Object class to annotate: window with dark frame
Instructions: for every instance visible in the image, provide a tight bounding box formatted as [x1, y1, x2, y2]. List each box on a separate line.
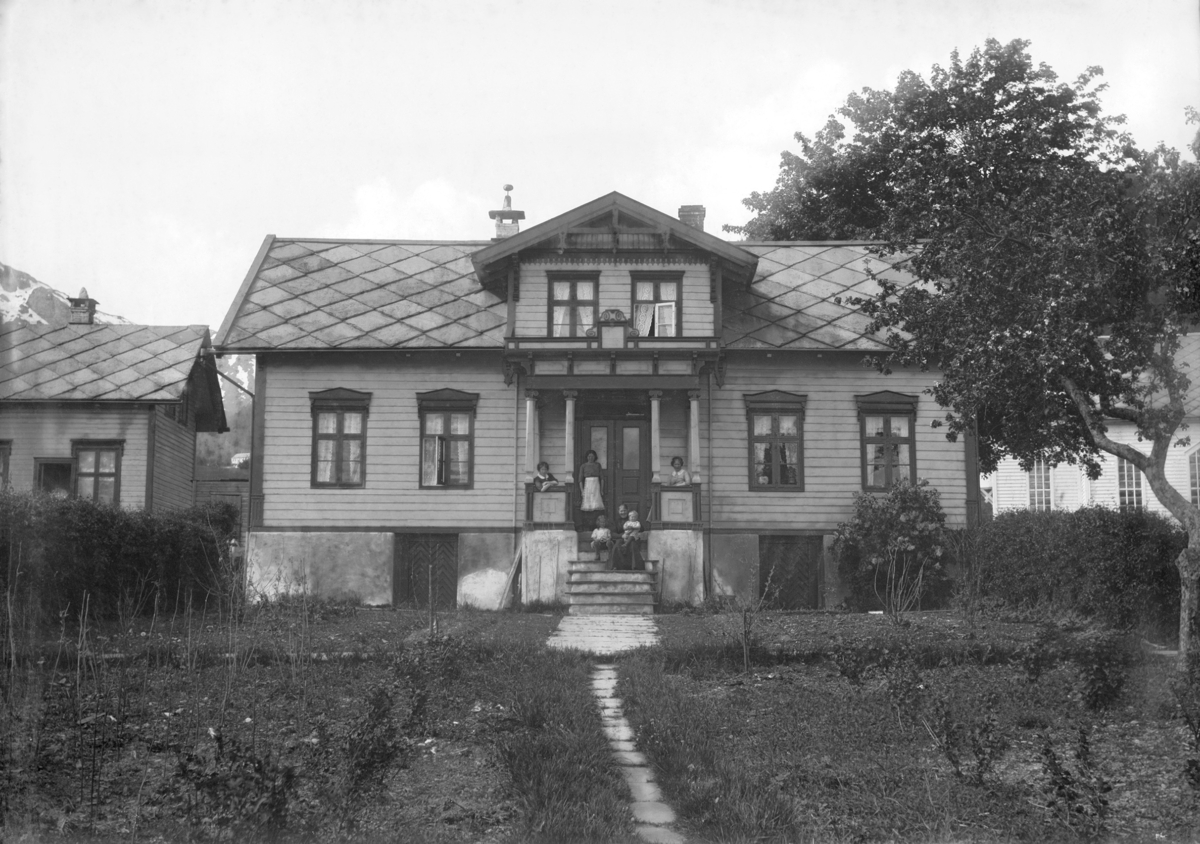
[35, 459, 74, 498]
[310, 389, 371, 488]
[856, 392, 918, 490]
[0, 441, 10, 489]
[631, 273, 682, 338]
[549, 273, 598, 337]
[745, 392, 806, 491]
[417, 389, 479, 489]
[73, 441, 123, 505]
[1191, 451, 1200, 507]
[1117, 456, 1143, 511]
[165, 388, 189, 424]
[1028, 459, 1052, 510]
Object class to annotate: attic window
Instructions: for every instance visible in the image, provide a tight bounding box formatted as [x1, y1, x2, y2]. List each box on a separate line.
[632, 273, 681, 337]
[549, 273, 598, 338]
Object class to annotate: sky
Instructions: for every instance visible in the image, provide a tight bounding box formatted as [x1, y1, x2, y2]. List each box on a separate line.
[1, 0, 1197, 330]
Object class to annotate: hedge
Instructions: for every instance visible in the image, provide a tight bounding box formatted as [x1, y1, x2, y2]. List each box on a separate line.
[1, 490, 240, 624]
[973, 506, 1182, 641]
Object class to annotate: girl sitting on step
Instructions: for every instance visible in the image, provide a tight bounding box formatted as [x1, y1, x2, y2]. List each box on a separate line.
[590, 514, 614, 563]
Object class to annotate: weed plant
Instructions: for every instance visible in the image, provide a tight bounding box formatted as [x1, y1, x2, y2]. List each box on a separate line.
[490, 647, 639, 843]
[618, 631, 1189, 843]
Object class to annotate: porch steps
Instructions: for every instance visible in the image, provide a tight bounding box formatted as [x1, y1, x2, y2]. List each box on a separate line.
[566, 557, 660, 616]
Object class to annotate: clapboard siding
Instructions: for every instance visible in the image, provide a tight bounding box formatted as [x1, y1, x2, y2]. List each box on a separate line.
[260, 352, 521, 528]
[991, 418, 1200, 521]
[514, 263, 714, 337]
[991, 460, 1086, 513]
[707, 353, 969, 531]
[1, 404, 150, 509]
[152, 405, 197, 510]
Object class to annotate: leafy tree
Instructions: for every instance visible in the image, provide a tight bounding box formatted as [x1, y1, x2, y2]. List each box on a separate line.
[732, 39, 1200, 663]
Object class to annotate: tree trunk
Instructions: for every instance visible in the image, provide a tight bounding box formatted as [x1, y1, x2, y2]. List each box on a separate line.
[1179, 543, 1200, 670]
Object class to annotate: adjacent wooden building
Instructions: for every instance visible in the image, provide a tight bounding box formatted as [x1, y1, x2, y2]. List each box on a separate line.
[0, 292, 227, 510]
[987, 335, 1200, 520]
[214, 191, 980, 609]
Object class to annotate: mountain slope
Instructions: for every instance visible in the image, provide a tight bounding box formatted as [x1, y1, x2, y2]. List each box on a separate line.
[0, 261, 130, 325]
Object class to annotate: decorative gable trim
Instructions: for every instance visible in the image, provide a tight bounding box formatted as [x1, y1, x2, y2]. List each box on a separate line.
[471, 192, 758, 296]
[744, 390, 808, 412]
[310, 388, 373, 410]
[416, 389, 480, 412]
[855, 391, 919, 414]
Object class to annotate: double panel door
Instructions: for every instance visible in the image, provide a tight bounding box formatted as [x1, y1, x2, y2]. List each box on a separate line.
[576, 419, 649, 528]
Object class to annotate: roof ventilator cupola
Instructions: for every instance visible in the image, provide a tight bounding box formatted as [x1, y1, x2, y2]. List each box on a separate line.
[68, 288, 98, 325]
[489, 184, 525, 240]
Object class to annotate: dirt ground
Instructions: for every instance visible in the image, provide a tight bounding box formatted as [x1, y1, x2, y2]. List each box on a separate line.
[4, 606, 1195, 842]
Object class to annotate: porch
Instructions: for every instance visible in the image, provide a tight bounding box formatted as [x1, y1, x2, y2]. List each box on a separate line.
[517, 385, 707, 609]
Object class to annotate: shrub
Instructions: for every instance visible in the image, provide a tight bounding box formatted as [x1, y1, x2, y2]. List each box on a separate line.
[834, 479, 952, 616]
[1, 490, 239, 626]
[178, 730, 298, 842]
[974, 507, 1182, 641]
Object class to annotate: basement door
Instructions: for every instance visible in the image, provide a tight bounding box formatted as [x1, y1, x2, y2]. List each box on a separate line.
[394, 533, 458, 609]
[758, 535, 822, 609]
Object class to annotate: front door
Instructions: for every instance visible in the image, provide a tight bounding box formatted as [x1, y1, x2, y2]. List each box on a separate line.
[577, 418, 649, 529]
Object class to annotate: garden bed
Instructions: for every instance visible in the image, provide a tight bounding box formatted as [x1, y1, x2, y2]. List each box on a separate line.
[4, 606, 1198, 842]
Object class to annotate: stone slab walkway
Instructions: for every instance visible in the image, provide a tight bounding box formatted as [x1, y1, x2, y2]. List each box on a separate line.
[546, 615, 660, 655]
[592, 663, 685, 844]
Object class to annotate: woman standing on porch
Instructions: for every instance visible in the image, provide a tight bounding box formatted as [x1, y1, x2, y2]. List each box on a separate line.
[579, 450, 604, 518]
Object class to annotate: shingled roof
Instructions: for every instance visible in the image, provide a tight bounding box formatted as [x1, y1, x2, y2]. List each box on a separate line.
[724, 243, 913, 351]
[0, 323, 214, 402]
[216, 238, 505, 352]
[215, 221, 913, 354]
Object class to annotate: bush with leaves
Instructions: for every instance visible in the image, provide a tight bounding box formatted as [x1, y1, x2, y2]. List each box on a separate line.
[834, 479, 952, 617]
[975, 507, 1182, 641]
[1, 490, 239, 625]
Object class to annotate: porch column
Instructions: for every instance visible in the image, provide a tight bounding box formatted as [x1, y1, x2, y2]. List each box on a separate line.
[563, 390, 577, 483]
[524, 389, 538, 483]
[650, 389, 663, 484]
[689, 389, 703, 484]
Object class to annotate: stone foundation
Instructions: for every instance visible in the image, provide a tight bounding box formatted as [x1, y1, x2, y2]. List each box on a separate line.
[247, 531, 392, 605]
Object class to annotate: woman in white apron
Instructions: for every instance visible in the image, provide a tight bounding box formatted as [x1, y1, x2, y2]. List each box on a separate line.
[579, 450, 604, 518]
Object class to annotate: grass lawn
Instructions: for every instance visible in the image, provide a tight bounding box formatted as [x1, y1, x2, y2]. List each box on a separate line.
[2, 603, 639, 843]
[620, 610, 1200, 843]
[3, 604, 1199, 842]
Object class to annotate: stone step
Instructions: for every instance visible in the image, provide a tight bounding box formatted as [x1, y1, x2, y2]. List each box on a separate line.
[569, 560, 661, 570]
[568, 572, 657, 584]
[569, 603, 655, 616]
[569, 592, 656, 605]
[569, 585, 657, 598]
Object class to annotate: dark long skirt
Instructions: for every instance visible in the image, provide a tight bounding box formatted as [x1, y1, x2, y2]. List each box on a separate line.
[611, 538, 643, 571]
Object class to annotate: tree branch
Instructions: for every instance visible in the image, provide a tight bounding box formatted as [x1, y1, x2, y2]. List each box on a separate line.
[1061, 377, 1150, 470]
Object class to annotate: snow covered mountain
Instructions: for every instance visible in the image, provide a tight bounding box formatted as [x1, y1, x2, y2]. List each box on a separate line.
[0, 261, 131, 326]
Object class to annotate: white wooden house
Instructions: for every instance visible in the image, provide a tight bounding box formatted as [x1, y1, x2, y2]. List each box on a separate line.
[987, 335, 1200, 520]
[214, 191, 981, 610]
[0, 292, 227, 510]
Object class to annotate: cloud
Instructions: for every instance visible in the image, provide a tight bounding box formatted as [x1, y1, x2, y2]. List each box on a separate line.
[327, 178, 494, 241]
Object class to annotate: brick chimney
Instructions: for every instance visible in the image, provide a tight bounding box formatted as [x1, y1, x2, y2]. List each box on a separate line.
[68, 288, 98, 325]
[678, 205, 706, 232]
[488, 184, 525, 240]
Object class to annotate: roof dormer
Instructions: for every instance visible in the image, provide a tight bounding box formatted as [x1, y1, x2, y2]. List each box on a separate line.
[470, 192, 758, 300]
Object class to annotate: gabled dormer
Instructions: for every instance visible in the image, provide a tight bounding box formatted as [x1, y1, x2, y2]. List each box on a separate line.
[472, 192, 758, 387]
[472, 191, 758, 340]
